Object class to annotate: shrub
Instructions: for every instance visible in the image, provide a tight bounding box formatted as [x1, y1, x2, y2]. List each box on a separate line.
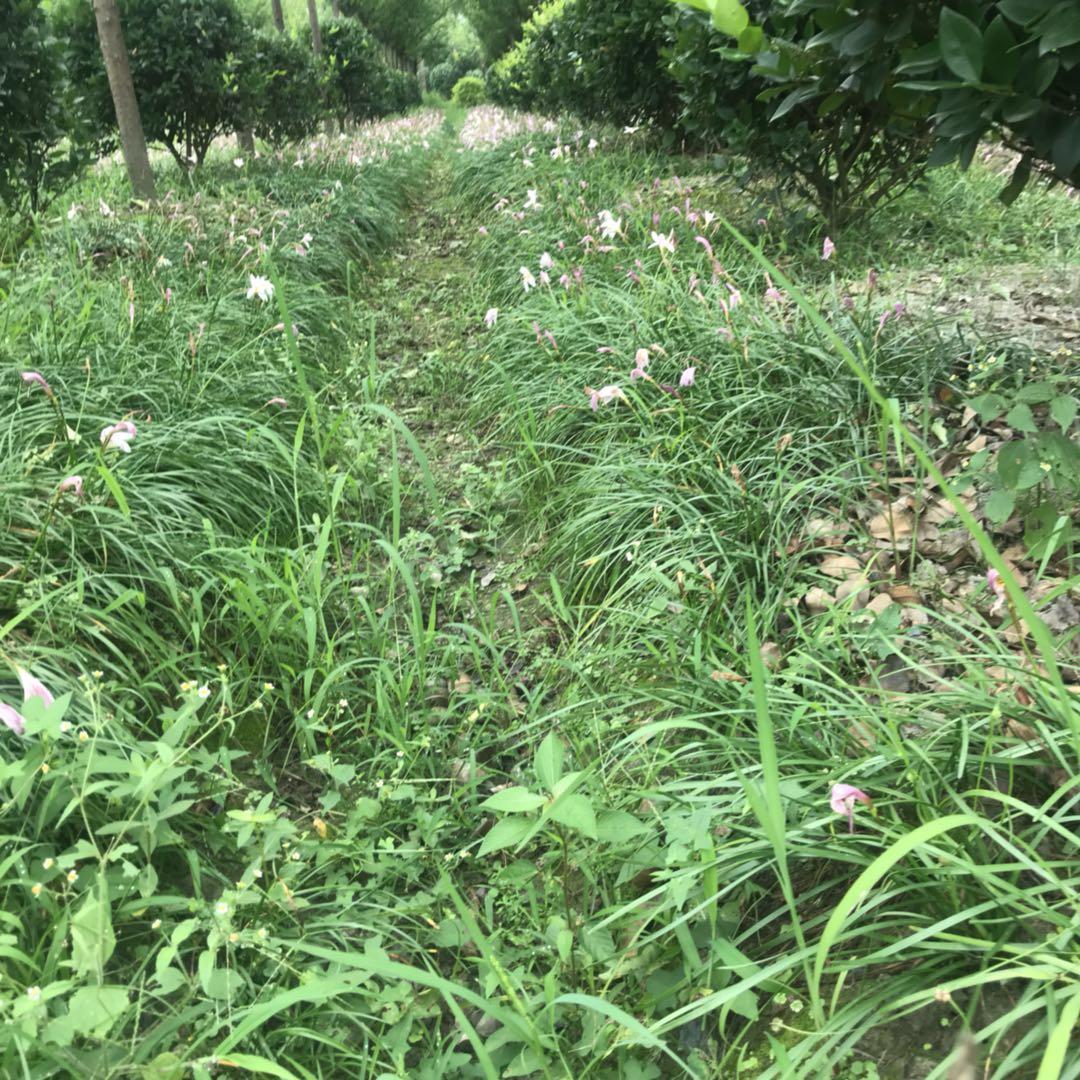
[247, 30, 323, 147]
[0, 0, 85, 216]
[58, 0, 256, 169]
[451, 74, 487, 107]
[318, 17, 406, 123]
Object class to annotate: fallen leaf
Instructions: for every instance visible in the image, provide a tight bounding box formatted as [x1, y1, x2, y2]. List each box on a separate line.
[866, 592, 894, 616]
[888, 584, 921, 605]
[758, 642, 783, 670]
[821, 553, 862, 579]
[710, 669, 747, 684]
[804, 587, 833, 614]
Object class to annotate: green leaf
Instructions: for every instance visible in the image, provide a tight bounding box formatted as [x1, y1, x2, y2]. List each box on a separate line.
[534, 732, 565, 793]
[984, 488, 1016, 524]
[1036, 986, 1080, 1080]
[1049, 394, 1077, 430]
[548, 793, 597, 838]
[595, 810, 652, 843]
[477, 816, 534, 856]
[737, 25, 764, 53]
[66, 985, 129, 1038]
[999, 154, 1032, 205]
[968, 391, 1007, 420]
[709, 0, 750, 37]
[997, 0, 1052, 26]
[141, 1053, 185, 1080]
[479, 787, 546, 814]
[939, 7, 984, 81]
[96, 462, 131, 518]
[70, 879, 116, 981]
[1016, 380, 1056, 403]
[1005, 401, 1038, 433]
[997, 440, 1045, 491]
[1036, 2, 1080, 52]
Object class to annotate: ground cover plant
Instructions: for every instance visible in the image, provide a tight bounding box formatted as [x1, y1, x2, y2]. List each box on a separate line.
[1, 36, 1079, 1080]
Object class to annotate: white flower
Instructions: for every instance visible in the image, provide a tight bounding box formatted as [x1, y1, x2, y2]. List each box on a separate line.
[233, 157, 244, 168]
[650, 231, 676, 254]
[484, 307, 499, 328]
[524, 189, 540, 211]
[26, 986, 42, 1002]
[623, 125, 640, 135]
[588, 138, 599, 152]
[246, 275, 275, 303]
[539, 251, 553, 270]
[215, 901, 229, 917]
[520, 266, 537, 292]
[598, 210, 621, 241]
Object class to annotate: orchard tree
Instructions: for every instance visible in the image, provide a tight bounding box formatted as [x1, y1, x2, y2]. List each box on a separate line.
[270, 0, 284, 31]
[460, 0, 537, 60]
[307, 0, 322, 53]
[90, 0, 155, 199]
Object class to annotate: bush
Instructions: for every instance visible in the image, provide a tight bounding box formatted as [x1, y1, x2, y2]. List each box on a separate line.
[318, 18, 417, 123]
[0, 0, 85, 216]
[58, 0, 256, 169]
[248, 31, 323, 147]
[451, 74, 486, 107]
[427, 53, 479, 97]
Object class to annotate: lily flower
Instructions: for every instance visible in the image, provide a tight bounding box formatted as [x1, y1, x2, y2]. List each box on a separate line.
[100, 420, 136, 453]
[484, 308, 499, 328]
[650, 231, 676, 254]
[2, 668, 55, 736]
[822, 236, 836, 260]
[266, 397, 287, 408]
[587, 385, 625, 411]
[987, 568, 1007, 616]
[524, 189, 540, 210]
[679, 366, 696, 387]
[58, 475, 83, 498]
[246, 274, 275, 303]
[539, 251, 553, 270]
[520, 267, 537, 292]
[20, 371, 52, 396]
[830, 783, 872, 833]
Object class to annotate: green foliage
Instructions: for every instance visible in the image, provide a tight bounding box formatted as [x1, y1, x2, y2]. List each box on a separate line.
[744, 0, 1080, 202]
[340, 0, 449, 61]
[248, 30, 323, 146]
[428, 53, 481, 97]
[57, 0, 257, 168]
[0, 0, 85, 218]
[458, 0, 538, 62]
[451, 74, 487, 107]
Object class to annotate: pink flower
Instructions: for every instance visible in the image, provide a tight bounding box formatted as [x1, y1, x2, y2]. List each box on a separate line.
[58, 475, 83, 498]
[679, 366, 696, 387]
[0, 702, 24, 735]
[100, 420, 136, 453]
[822, 236, 836, 261]
[18, 669, 53, 709]
[2, 667, 55, 735]
[830, 783, 873, 833]
[165, 288, 173, 305]
[539, 270, 550, 287]
[520, 267, 536, 292]
[266, 397, 287, 408]
[20, 371, 52, 396]
[543, 330, 558, 351]
[726, 283, 742, 308]
[477, 226, 488, 236]
[694, 235, 713, 258]
[484, 308, 499, 328]
[634, 348, 650, 370]
[867, 268, 879, 291]
[987, 568, 1007, 615]
[539, 251, 553, 270]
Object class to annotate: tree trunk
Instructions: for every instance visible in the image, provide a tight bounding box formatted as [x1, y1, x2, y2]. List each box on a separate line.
[331, 0, 340, 15]
[307, 0, 322, 54]
[270, 0, 284, 32]
[91, 0, 156, 201]
[238, 130, 255, 157]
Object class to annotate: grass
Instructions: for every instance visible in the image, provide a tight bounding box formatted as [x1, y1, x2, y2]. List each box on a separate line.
[0, 103, 1077, 1079]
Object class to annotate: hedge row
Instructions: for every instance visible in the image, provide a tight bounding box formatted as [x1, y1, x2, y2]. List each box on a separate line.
[0, 0, 421, 217]
[489, 0, 1080, 224]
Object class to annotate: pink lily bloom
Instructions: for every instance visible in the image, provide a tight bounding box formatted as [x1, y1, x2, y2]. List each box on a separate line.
[266, 397, 287, 408]
[830, 783, 873, 833]
[100, 420, 136, 453]
[58, 475, 84, 498]
[2, 668, 55, 735]
[822, 236, 836, 260]
[520, 267, 537, 292]
[165, 288, 173, 305]
[539, 271, 550, 287]
[679, 366, 696, 387]
[634, 348, 650, 370]
[21, 371, 52, 396]
[987, 568, 1007, 615]
[539, 251, 553, 270]
[477, 226, 488, 236]
[484, 308, 499, 328]
[694, 235, 714, 258]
